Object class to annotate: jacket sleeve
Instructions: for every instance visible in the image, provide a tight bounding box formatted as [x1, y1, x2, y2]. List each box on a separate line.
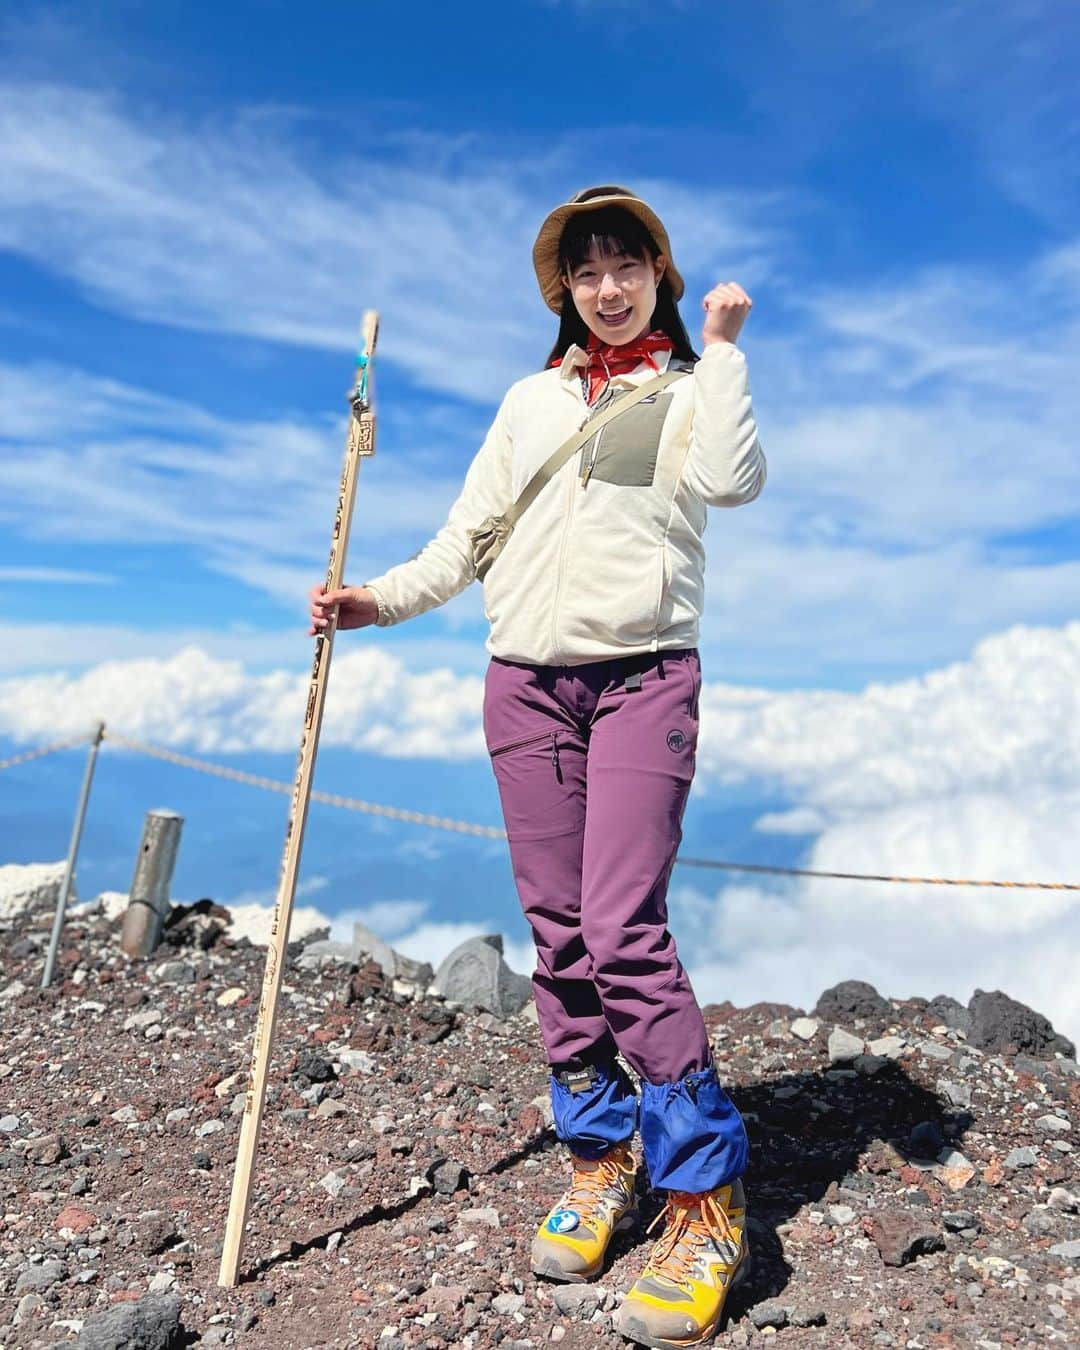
[681, 342, 767, 506]
[362, 387, 515, 626]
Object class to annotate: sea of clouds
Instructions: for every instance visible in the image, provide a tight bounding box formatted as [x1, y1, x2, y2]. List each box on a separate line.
[2, 620, 1077, 1044]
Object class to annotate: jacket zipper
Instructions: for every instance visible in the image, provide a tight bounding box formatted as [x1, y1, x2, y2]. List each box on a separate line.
[580, 424, 605, 487]
[651, 542, 668, 653]
[550, 404, 589, 664]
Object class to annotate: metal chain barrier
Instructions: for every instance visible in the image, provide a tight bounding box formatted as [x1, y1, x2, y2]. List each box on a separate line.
[2, 729, 1077, 890]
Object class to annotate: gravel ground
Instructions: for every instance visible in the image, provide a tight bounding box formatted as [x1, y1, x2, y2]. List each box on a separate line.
[0, 885, 1077, 1349]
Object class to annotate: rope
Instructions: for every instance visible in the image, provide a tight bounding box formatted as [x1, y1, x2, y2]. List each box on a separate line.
[99, 732, 1078, 892]
[102, 732, 505, 839]
[0, 733, 92, 772]
[673, 857, 1079, 891]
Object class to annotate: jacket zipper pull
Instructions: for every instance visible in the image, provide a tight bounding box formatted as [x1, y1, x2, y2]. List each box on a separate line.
[551, 734, 561, 776]
[580, 455, 594, 487]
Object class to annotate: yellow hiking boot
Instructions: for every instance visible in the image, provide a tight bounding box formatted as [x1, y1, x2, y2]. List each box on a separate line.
[531, 1141, 638, 1282]
[614, 1179, 748, 1347]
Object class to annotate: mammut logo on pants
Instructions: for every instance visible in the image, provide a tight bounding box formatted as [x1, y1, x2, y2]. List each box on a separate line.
[666, 729, 686, 753]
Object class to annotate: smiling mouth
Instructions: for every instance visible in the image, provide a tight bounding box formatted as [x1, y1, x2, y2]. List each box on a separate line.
[597, 307, 633, 326]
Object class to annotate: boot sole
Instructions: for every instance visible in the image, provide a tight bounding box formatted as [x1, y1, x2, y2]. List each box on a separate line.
[614, 1246, 750, 1348]
[531, 1209, 638, 1284]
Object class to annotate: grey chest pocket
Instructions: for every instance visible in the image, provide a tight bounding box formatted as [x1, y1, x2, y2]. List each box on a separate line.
[579, 393, 674, 488]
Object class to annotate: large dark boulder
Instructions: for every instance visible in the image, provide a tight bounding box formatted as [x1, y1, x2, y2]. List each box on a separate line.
[813, 979, 892, 1028]
[75, 1293, 183, 1349]
[966, 989, 1075, 1059]
[926, 994, 973, 1034]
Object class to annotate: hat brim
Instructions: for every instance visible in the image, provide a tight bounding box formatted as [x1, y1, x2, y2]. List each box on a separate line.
[532, 192, 685, 313]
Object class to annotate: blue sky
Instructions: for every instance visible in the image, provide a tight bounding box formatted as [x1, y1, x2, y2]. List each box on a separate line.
[1, 2, 1079, 1039]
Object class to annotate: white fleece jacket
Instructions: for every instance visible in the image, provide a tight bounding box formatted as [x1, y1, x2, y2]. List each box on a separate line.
[364, 340, 766, 666]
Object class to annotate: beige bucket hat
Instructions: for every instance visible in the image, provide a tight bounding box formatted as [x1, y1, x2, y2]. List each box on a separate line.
[532, 184, 685, 313]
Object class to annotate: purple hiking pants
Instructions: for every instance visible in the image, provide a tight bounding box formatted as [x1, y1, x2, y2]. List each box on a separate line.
[482, 648, 712, 1083]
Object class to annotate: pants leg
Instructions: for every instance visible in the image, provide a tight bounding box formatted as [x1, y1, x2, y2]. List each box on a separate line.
[581, 649, 749, 1190]
[483, 658, 612, 1067]
[483, 658, 637, 1157]
[580, 649, 710, 1082]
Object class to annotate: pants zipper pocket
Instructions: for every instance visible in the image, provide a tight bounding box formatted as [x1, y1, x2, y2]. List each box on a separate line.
[489, 729, 565, 784]
[489, 730, 556, 758]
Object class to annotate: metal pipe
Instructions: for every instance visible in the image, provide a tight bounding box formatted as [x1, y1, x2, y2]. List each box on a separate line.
[41, 721, 106, 990]
[119, 808, 184, 957]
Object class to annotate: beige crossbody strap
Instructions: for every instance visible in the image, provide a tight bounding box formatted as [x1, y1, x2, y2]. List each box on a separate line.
[503, 369, 688, 528]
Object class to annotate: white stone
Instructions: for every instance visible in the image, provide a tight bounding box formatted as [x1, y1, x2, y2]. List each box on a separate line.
[337, 1050, 375, 1076]
[1036, 1115, 1071, 1134]
[458, 1207, 501, 1228]
[828, 1027, 865, 1064]
[790, 1017, 820, 1041]
[216, 987, 246, 1008]
[492, 1293, 525, 1316]
[868, 1035, 907, 1059]
[319, 1170, 346, 1199]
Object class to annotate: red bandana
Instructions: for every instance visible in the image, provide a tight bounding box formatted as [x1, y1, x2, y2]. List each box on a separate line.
[553, 329, 673, 404]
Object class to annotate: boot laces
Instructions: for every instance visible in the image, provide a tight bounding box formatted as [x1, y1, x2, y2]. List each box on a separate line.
[563, 1146, 633, 1226]
[645, 1190, 739, 1288]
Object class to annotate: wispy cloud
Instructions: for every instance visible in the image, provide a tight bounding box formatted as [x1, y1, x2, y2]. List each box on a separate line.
[0, 359, 484, 617]
[842, 0, 1080, 223]
[0, 81, 782, 405]
[0, 567, 115, 585]
[2, 75, 1078, 682]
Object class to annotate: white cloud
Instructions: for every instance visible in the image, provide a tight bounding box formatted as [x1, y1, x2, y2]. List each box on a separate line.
[4, 622, 1079, 809]
[696, 621, 1080, 815]
[0, 644, 486, 759]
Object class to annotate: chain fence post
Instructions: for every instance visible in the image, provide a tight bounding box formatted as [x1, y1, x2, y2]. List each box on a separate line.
[119, 809, 184, 958]
[41, 721, 106, 990]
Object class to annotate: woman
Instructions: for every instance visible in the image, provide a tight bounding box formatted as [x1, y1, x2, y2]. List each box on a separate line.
[310, 185, 766, 1348]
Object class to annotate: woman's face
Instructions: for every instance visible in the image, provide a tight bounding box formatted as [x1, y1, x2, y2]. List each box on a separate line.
[563, 242, 667, 346]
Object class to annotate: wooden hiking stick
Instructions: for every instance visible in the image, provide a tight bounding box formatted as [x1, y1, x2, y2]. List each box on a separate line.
[218, 312, 380, 1287]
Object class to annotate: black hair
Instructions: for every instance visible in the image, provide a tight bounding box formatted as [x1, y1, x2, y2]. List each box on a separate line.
[544, 205, 698, 367]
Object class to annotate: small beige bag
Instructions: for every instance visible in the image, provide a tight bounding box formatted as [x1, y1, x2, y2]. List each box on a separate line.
[468, 369, 687, 580]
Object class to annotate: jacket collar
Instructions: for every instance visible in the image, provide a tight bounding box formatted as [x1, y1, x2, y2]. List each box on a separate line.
[557, 342, 674, 384]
